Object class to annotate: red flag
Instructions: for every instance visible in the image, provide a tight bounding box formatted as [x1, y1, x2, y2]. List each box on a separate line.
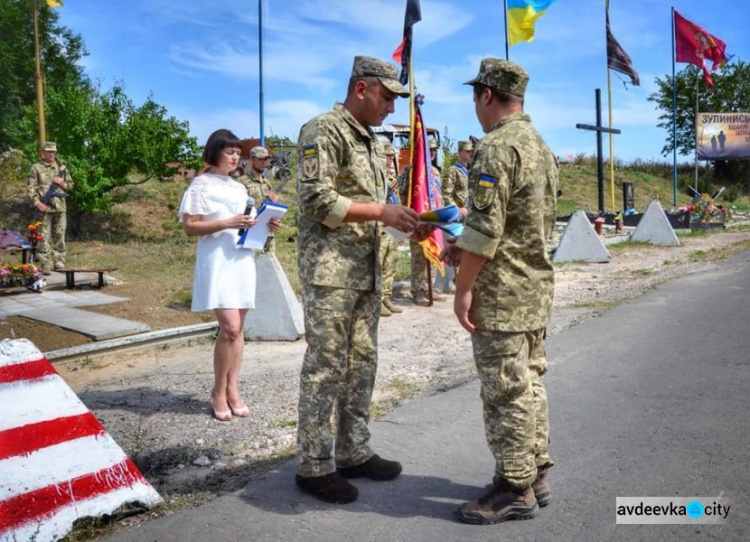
[392, 0, 422, 86]
[409, 99, 444, 274]
[674, 10, 727, 86]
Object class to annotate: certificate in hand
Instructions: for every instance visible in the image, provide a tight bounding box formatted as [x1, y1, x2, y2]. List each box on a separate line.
[237, 200, 289, 250]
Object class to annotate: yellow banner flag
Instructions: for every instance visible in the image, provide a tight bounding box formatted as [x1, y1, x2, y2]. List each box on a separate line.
[46, 0, 64, 7]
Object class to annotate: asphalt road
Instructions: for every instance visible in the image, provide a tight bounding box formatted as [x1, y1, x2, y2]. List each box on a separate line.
[106, 249, 750, 542]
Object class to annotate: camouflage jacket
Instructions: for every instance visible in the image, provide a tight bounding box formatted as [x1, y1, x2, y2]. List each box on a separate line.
[442, 162, 469, 208]
[296, 103, 387, 291]
[456, 113, 558, 332]
[27, 160, 73, 213]
[241, 172, 274, 205]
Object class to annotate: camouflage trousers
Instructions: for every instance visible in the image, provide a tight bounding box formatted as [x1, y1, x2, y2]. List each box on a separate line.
[37, 211, 67, 270]
[409, 240, 432, 296]
[471, 328, 553, 489]
[379, 233, 398, 300]
[297, 285, 381, 478]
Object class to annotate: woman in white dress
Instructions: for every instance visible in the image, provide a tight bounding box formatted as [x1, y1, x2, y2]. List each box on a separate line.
[179, 129, 281, 421]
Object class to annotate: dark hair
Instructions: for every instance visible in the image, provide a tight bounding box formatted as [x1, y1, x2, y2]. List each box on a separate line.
[202, 129, 242, 166]
[472, 84, 523, 107]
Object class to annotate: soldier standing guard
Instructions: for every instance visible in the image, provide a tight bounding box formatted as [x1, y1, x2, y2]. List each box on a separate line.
[294, 55, 419, 504]
[443, 139, 473, 214]
[443, 58, 559, 525]
[239, 146, 280, 252]
[26, 141, 73, 275]
[379, 142, 403, 317]
[398, 137, 447, 306]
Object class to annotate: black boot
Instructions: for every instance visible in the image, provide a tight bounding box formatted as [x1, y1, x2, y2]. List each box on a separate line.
[295, 472, 358, 504]
[337, 454, 403, 481]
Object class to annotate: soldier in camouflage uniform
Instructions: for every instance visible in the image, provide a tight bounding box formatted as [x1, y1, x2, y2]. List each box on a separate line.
[443, 58, 558, 525]
[240, 146, 280, 252]
[398, 138, 447, 306]
[295, 56, 418, 504]
[442, 140, 473, 213]
[379, 142, 403, 317]
[27, 142, 73, 274]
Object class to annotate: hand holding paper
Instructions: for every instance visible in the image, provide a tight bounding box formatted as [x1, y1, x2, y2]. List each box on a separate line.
[237, 200, 288, 250]
[418, 204, 464, 237]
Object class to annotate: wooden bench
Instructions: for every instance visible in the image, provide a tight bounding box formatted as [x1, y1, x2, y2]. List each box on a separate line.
[56, 267, 117, 289]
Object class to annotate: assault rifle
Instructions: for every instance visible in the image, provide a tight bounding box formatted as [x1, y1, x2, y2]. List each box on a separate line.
[40, 165, 68, 207]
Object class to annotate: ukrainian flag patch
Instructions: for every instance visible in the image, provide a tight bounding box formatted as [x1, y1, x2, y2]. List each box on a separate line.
[302, 145, 317, 156]
[478, 174, 496, 188]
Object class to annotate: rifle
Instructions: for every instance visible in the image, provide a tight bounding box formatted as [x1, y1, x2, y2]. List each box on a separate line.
[40, 165, 68, 207]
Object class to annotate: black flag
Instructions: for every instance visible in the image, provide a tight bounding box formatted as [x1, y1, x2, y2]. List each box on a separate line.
[392, 0, 422, 86]
[606, 3, 640, 86]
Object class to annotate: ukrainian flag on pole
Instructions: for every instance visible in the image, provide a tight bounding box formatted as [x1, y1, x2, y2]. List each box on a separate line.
[507, 0, 556, 45]
[46, 0, 64, 6]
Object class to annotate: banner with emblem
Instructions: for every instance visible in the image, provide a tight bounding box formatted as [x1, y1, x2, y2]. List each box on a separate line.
[408, 98, 445, 275]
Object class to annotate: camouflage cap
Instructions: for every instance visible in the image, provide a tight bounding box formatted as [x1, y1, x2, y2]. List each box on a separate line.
[42, 141, 57, 152]
[428, 138, 438, 150]
[458, 140, 473, 151]
[351, 56, 409, 97]
[383, 142, 395, 156]
[250, 146, 270, 159]
[464, 58, 529, 98]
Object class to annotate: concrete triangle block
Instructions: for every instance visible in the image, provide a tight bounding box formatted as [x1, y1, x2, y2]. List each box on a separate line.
[0, 339, 162, 542]
[553, 211, 611, 263]
[244, 253, 304, 341]
[630, 200, 680, 246]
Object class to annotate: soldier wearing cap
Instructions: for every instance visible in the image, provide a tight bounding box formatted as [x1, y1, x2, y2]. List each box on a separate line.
[378, 141, 403, 317]
[443, 140, 473, 213]
[442, 58, 558, 525]
[294, 55, 419, 504]
[398, 137, 447, 306]
[239, 146, 279, 252]
[27, 141, 74, 274]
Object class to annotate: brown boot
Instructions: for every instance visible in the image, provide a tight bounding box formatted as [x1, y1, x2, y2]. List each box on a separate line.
[532, 469, 551, 507]
[412, 293, 431, 306]
[381, 301, 392, 317]
[432, 292, 448, 302]
[458, 477, 538, 525]
[383, 298, 403, 313]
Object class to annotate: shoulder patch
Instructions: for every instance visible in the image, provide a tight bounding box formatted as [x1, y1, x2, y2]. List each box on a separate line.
[301, 144, 319, 180]
[473, 174, 500, 210]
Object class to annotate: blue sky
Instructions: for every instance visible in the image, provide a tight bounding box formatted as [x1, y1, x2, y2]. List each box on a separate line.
[57, 0, 748, 163]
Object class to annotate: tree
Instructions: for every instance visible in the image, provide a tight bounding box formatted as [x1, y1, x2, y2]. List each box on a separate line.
[648, 61, 750, 186]
[14, 82, 202, 213]
[0, 0, 87, 149]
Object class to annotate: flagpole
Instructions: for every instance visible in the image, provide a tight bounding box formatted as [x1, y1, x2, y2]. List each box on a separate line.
[671, 6, 677, 207]
[693, 74, 700, 194]
[258, 0, 265, 146]
[503, 0, 509, 60]
[605, 0, 615, 212]
[407, 55, 415, 208]
[32, 0, 47, 151]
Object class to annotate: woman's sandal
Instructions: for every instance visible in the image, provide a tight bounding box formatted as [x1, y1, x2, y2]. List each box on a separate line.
[212, 396, 232, 421]
[229, 402, 250, 417]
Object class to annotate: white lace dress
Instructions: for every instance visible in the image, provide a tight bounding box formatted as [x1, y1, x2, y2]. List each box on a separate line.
[178, 173, 256, 311]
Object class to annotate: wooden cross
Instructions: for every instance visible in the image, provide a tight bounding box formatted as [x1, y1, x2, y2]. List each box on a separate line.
[576, 88, 621, 214]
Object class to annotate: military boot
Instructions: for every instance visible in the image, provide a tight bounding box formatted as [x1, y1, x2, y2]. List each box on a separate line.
[432, 292, 449, 302]
[295, 472, 358, 504]
[412, 293, 431, 306]
[531, 468, 551, 507]
[458, 477, 538, 525]
[337, 454, 402, 481]
[381, 301, 392, 317]
[383, 298, 403, 313]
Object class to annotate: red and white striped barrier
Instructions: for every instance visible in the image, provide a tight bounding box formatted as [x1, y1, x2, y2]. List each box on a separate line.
[0, 339, 161, 542]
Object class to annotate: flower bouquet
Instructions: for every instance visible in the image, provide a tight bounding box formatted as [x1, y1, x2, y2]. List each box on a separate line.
[0, 262, 45, 292]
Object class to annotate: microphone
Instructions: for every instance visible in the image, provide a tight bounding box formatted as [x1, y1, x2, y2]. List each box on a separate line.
[238, 196, 256, 236]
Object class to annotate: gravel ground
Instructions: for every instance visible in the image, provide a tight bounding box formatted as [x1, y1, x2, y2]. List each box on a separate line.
[53, 224, 750, 531]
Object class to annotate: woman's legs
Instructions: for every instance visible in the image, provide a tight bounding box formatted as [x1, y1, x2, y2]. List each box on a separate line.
[212, 308, 248, 418]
